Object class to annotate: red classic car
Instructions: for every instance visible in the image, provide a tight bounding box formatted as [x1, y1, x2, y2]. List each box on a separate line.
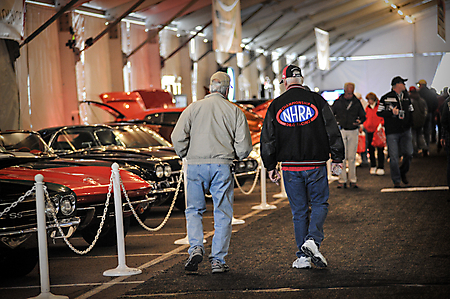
[0, 131, 155, 247]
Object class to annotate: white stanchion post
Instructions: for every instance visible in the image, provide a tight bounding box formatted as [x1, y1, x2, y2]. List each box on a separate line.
[103, 163, 142, 277]
[252, 160, 276, 210]
[29, 174, 68, 299]
[174, 160, 206, 245]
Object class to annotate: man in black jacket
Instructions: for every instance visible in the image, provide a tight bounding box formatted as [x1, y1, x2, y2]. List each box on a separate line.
[331, 83, 366, 188]
[417, 79, 438, 155]
[261, 65, 344, 269]
[377, 76, 414, 187]
[439, 96, 450, 196]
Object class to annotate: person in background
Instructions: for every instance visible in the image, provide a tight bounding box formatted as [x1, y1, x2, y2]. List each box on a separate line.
[261, 64, 344, 270]
[171, 71, 252, 274]
[377, 76, 414, 188]
[409, 86, 428, 157]
[363, 92, 385, 175]
[417, 79, 438, 156]
[356, 92, 370, 167]
[331, 82, 366, 188]
[439, 92, 450, 198]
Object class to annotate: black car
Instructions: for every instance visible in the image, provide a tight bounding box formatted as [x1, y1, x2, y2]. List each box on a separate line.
[109, 123, 260, 210]
[38, 125, 183, 209]
[0, 147, 80, 278]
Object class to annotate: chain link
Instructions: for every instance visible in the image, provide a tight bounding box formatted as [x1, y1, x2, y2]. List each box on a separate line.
[122, 171, 183, 232]
[0, 186, 36, 218]
[44, 173, 114, 255]
[233, 166, 261, 195]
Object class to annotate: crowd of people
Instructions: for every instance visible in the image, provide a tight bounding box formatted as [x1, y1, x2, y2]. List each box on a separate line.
[331, 77, 448, 189]
[171, 65, 449, 275]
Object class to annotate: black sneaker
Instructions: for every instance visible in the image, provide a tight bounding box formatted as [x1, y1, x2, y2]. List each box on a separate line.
[185, 246, 203, 272]
[211, 260, 230, 273]
[401, 173, 409, 185]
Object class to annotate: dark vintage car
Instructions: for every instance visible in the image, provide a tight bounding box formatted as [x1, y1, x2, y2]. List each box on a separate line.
[0, 146, 80, 278]
[0, 131, 155, 248]
[38, 125, 183, 209]
[107, 123, 260, 209]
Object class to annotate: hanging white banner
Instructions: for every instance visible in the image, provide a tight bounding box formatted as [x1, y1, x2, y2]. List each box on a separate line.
[212, 0, 242, 54]
[314, 27, 330, 71]
[0, 0, 25, 41]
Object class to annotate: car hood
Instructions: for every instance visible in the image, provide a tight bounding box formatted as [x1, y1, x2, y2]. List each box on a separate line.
[0, 164, 152, 205]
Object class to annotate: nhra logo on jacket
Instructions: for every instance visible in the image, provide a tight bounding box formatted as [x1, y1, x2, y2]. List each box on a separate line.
[276, 101, 318, 127]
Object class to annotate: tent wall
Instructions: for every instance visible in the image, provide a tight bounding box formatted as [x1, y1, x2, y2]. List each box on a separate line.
[309, 7, 450, 100]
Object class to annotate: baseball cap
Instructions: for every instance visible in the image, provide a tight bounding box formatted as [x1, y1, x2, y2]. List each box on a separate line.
[280, 65, 302, 83]
[417, 79, 427, 85]
[409, 86, 417, 92]
[210, 71, 230, 87]
[391, 76, 408, 86]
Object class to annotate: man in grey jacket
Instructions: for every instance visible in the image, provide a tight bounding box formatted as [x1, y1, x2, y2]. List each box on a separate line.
[171, 71, 252, 274]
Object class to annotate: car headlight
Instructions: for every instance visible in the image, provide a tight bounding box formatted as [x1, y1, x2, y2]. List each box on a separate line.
[60, 195, 76, 216]
[164, 164, 172, 177]
[155, 165, 164, 178]
[246, 160, 256, 170]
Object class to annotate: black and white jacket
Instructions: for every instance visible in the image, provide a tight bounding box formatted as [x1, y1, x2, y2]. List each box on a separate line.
[260, 84, 345, 171]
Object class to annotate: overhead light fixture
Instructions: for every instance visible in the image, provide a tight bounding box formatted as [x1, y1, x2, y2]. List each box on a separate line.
[397, 10, 403, 16]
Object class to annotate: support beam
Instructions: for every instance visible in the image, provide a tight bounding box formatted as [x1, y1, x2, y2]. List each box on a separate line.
[19, 0, 79, 48]
[125, 0, 199, 60]
[82, 0, 146, 51]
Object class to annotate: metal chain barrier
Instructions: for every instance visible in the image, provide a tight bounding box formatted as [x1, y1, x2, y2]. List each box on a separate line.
[44, 174, 114, 255]
[0, 186, 36, 218]
[233, 166, 261, 195]
[121, 171, 183, 232]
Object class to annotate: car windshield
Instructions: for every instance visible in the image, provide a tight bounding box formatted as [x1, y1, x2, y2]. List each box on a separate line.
[51, 128, 123, 150]
[114, 126, 171, 148]
[144, 112, 181, 125]
[0, 132, 50, 153]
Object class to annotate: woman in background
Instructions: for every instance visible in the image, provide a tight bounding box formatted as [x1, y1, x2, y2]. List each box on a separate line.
[363, 92, 385, 175]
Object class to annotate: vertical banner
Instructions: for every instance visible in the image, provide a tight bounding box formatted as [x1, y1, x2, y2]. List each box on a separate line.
[212, 0, 242, 54]
[314, 27, 330, 71]
[437, 0, 446, 42]
[0, 0, 25, 41]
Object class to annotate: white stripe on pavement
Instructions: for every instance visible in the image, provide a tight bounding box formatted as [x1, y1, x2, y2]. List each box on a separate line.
[381, 186, 449, 192]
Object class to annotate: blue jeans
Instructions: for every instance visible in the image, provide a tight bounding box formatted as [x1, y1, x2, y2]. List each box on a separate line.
[185, 163, 234, 264]
[283, 166, 329, 258]
[386, 129, 413, 184]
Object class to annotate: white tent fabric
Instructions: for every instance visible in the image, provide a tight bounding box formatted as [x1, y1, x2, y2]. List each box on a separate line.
[16, 4, 65, 131]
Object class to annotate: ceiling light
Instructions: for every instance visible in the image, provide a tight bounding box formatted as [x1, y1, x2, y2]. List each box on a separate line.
[203, 39, 208, 43]
[390, 4, 397, 9]
[195, 26, 202, 31]
[405, 15, 413, 23]
[397, 10, 403, 16]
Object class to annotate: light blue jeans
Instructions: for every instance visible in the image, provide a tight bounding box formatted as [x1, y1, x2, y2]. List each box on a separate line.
[386, 129, 413, 184]
[283, 166, 329, 258]
[185, 163, 234, 264]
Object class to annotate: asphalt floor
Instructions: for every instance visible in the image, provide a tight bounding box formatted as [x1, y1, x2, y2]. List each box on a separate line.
[119, 144, 450, 299]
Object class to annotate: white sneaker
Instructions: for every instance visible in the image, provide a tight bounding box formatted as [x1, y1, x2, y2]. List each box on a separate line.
[292, 257, 311, 269]
[370, 167, 376, 175]
[301, 239, 328, 267]
[376, 169, 385, 176]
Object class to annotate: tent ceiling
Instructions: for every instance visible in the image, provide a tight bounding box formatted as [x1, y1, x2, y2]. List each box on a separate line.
[51, 0, 445, 57]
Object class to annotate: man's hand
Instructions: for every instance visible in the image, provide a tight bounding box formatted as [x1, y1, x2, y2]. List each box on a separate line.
[331, 162, 343, 176]
[268, 169, 281, 185]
